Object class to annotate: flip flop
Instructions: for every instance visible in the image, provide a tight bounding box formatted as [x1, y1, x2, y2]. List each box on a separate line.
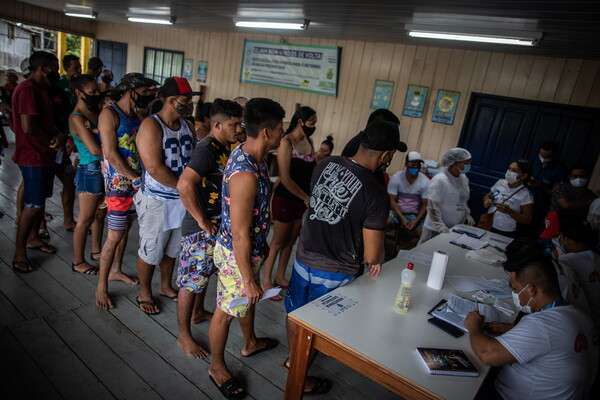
[90, 251, 101, 261]
[159, 293, 178, 302]
[71, 261, 98, 275]
[27, 244, 57, 254]
[66, 227, 75, 232]
[209, 375, 247, 400]
[303, 377, 331, 396]
[12, 260, 33, 273]
[136, 297, 160, 315]
[241, 337, 278, 357]
[38, 229, 50, 240]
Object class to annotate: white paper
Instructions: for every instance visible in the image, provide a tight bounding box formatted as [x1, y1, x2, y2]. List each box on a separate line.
[314, 294, 357, 316]
[162, 198, 187, 231]
[396, 250, 433, 266]
[433, 294, 506, 332]
[466, 248, 506, 267]
[450, 234, 489, 250]
[227, 287, 282, 309]
[452, 224, 486, 239]
[427, 250, 448, 290]
[487, 233, 514, 245]
[445, 276, 512, 298]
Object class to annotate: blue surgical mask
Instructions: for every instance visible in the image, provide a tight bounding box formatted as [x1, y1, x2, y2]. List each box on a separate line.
[460, 164, 471, 174]
[407, 167, 420, 176]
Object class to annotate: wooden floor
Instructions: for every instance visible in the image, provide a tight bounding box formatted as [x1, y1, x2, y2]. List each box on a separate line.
[0, 143, 401, 400]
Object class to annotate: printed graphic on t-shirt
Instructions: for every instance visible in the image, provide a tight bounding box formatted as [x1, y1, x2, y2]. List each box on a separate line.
[309, 162, 363, 224]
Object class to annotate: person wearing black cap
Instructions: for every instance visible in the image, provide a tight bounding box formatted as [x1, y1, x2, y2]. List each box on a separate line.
[134, 77, 200, 315]
[87, 57, 104, 80]
[282, 121, 406, 394]
[95, 72, 158, 311]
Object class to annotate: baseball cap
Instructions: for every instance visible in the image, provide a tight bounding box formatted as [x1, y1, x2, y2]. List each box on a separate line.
[540, 211, 559, 239]
[111, 72, 159, 98]
[407, 151, 423, 163]
[88, 57, 104, 69]
[161, 77, 202, 97]
[360, 121, 407, 152]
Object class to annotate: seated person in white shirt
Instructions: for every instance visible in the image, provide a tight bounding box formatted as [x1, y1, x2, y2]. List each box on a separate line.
[555, 217, 600, 332]
[387, 151, 429, 249]
[482, 159, 534, 238]
[466, 249, 598, 400]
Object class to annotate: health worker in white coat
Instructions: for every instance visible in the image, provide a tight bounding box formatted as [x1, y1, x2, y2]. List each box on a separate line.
[419, 147, 474, 244]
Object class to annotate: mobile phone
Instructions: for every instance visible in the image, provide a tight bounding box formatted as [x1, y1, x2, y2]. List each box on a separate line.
[428, 317, 465, 338]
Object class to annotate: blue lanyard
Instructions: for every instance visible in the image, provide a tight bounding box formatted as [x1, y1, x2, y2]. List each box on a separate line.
[541, 299, 566, 311]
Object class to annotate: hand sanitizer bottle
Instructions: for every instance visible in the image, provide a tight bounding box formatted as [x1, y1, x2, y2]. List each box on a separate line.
[393, 263, 416, 314]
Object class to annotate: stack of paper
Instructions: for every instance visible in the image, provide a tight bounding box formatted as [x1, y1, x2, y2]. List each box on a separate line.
[431, 294, 506, 332]
[452, 224, 486, 239]
[450, 234, 489, 250]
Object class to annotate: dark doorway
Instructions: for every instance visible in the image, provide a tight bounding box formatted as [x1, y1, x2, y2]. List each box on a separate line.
[96, 40, 127, 84]
[458, 93, 600, 219]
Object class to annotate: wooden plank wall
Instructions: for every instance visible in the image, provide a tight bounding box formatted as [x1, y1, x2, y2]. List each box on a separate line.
[95, 22, 600, 187]
[0, 0, 96, 38]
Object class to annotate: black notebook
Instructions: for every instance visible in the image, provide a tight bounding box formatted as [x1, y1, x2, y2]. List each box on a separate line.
[416, 347, 479, 377]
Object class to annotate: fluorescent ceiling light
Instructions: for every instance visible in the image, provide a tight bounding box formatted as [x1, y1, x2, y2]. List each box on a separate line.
[408, 30, 538, 46]
[65, 12, 97, 19]
[235, 20, 309, 30]
[128, 17, 175, 25]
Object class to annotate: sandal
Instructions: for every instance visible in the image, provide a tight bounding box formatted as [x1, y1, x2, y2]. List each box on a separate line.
[90, 251, 101, 261]
[209, 375, 247, 400]
[12, 260, 33, 273]
[38, 229, 50, 240]
[136, 297, 160, 315]
[27, 243, 57, 254]
[71, 261, 99, 275]
[241, 337, 278, 357]
[281, 360, 331, 395]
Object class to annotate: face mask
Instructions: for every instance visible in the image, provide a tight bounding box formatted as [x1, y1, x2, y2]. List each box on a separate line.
[82, 94, 102, 111]
[552, 237, 568, 255]
[570, 178, 588, 188]
[101, 76, 112, 84]
[407, 167, 420, 176]
[460, 164, 471, 174]
[511, 284, 533, 313]
[301, 124, 316, 137]
[131, 90, 154, 109]
[174, 100, 194, 116]
[377, 161, 391, 172]
[505, 170, 520, 184]
[539, 154, 552, 164]
[46, 70, 60, 85]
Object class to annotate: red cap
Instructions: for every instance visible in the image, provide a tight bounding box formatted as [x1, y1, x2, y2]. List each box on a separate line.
[407, 263, 414, 270]
[540, 211, 559, 239]
[161, 77, 202, 97]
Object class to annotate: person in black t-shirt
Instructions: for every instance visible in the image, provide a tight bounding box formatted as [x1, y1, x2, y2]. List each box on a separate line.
[282, 121, 407, 394]
[176, 99, 242, 359]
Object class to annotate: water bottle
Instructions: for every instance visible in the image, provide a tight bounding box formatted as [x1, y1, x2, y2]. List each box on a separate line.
[393, 263, 417, 314]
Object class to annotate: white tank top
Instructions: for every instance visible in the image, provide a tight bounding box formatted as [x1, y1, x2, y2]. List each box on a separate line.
[141, 114, 194, 200]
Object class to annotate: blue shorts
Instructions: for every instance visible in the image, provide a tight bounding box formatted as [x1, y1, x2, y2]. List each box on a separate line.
[19, 166, 54, 208]
[75, 161, 104, 195]
[177, 231, 217, 294]
[388, 212, 425, 230]
[284, 259, 355, 313]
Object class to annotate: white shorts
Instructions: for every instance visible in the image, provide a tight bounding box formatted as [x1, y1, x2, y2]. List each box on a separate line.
[134, 191, 182, 265]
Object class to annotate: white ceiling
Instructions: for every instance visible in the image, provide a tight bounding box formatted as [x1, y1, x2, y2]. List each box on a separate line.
[21, 0, 600, 59]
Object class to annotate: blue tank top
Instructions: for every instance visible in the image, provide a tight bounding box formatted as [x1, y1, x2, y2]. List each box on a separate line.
[70, 112, 101, 165]
[141, 114, 194, 200]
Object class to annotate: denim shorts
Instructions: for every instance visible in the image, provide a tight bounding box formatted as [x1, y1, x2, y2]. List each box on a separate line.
[75, 161, 104, 195]
[19, 166, 55, 208]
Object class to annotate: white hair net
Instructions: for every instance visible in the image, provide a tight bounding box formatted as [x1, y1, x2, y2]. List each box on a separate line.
[441, 147, 472, 167]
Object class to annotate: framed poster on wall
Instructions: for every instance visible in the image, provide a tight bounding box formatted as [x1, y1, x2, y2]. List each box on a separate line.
[402, 84, 429, 118]
[370, 80, 394, 110]
[240, 40, 341, 97]
[432, 90, 460, 125]
[183, 58, 193, 80]
[197, 61, 208, 82]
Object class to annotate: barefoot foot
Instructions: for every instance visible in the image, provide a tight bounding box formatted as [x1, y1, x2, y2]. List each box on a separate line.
[177, 336, 209, 358]
[108, 270, 139, 285]
[191, 309, 214, 324]
[95, 290, 114, 310]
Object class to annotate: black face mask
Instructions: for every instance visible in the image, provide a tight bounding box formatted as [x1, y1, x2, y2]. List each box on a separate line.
[131, 90, 154, 109]
[101, 76, 112, 84]
[301, 124, 316, 137]
[174, 100, 194, 116]
[82, 94, 102, 112]
[46, 70, 60, 85]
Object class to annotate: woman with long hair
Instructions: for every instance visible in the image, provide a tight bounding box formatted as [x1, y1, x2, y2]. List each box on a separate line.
[69, 74, 106, 274]
[262, 106, 317, 298]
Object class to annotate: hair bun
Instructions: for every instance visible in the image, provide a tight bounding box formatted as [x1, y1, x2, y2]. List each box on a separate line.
[326, 135, 334, 141]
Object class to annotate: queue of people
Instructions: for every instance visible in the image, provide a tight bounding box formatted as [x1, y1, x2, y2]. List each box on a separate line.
[3, 49, 599, 399]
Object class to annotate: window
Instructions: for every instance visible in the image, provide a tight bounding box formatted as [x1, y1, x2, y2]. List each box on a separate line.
[143, 47, 184, 85]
